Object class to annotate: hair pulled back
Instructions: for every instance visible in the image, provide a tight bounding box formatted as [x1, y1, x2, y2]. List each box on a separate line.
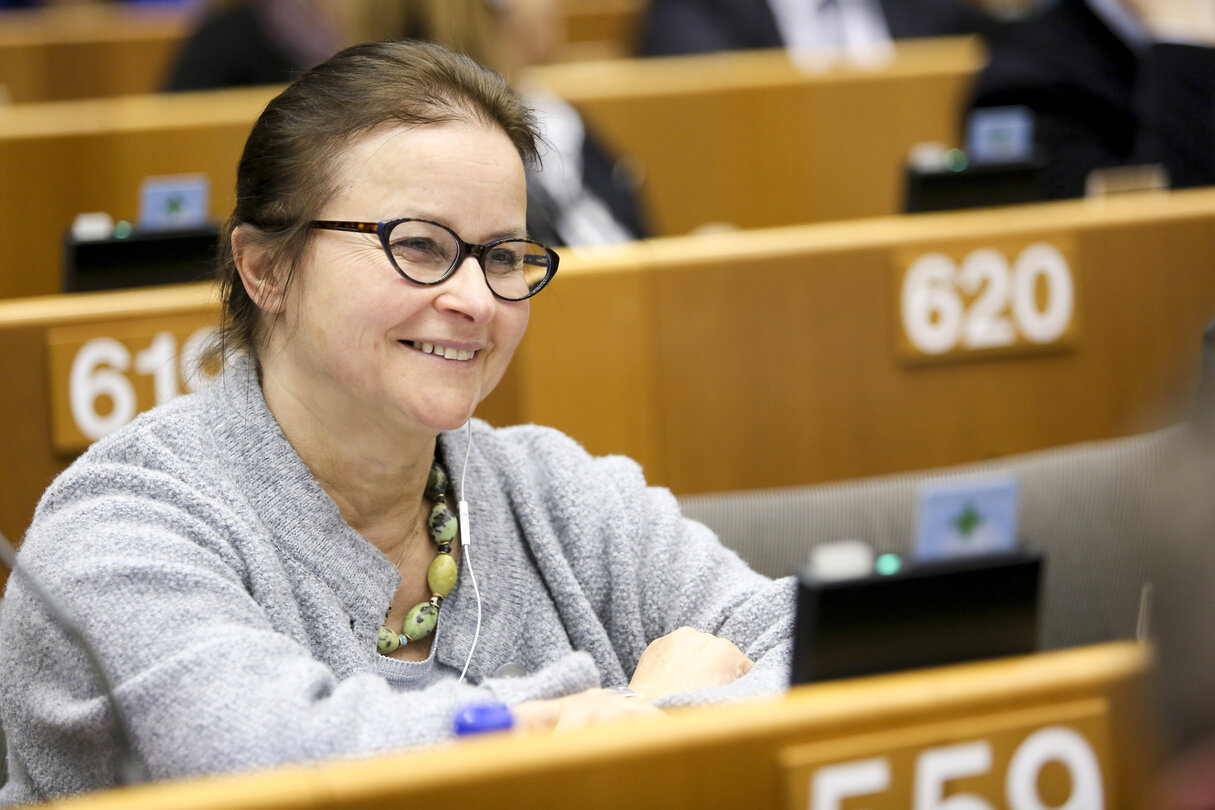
[212, 39, 539, 365]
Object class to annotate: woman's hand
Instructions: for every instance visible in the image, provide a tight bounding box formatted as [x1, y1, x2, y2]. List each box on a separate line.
[511, 688, 662, 732]
[628, 626, 755, 703]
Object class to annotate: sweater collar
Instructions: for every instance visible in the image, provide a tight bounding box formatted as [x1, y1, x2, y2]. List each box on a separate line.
[201, 355, 398, 627]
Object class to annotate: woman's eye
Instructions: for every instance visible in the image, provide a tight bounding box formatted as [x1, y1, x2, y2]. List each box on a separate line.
[485, 247, 522, 273]
[392, 238, 441, 260]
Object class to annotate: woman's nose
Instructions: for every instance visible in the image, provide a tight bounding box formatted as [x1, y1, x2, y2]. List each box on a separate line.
[437, 255, 497, 321]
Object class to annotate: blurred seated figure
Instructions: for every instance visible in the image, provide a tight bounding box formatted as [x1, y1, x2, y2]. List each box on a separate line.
[163, 0, 350, 91]
[637, 0, 985, 59]
[166, 0, 648, 247]
[966, 0, 1215, 199]
[408, 0, 650, 247]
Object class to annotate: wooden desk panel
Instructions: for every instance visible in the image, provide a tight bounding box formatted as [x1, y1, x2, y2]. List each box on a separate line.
[518, 189, 1215, 493]
[536, 37, 984, 235]
[557, 0, 644, 60]
[0, 285, 216, 548]
[38, 643, 1158, 810]
[0, 4, 187, 103]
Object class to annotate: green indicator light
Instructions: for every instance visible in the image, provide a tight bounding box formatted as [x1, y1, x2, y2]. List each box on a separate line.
[875, 553, 902, 576]
[113, 220, 134, 239]
[944, 148, 969, 173]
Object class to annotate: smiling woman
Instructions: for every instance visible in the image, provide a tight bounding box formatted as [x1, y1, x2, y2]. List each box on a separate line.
[0, 40, 793, 806]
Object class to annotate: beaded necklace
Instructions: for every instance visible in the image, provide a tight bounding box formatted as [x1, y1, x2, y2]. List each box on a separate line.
[376, 458, 458, 655]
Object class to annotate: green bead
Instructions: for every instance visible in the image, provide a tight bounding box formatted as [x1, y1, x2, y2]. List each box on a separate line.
[428, 553, 458, 597]
[428, 502, 457, 544]
[402, 602, 439, 641]
[425, 462, 448, 501]
[377, 625, 401, 654]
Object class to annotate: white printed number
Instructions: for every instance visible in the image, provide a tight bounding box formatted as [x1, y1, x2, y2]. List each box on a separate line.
[901, 243, 1073, 355]
[69, 329, 218, 441]
[810, 726, 1102, 810]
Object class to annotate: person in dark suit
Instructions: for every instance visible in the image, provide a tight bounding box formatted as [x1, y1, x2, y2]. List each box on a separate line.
[966, 0, 1215, 199]
[638, 0, 985, 57]
[163, 0, 345, 92]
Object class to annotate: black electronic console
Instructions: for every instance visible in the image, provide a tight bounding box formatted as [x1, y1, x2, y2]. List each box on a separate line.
[791, 550, 1043, 685]
[62, 224, 219, 293]
[903, 159, 1044, 214]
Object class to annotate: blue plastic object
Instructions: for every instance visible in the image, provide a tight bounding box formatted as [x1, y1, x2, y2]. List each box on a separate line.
[453, 703, 514, 736]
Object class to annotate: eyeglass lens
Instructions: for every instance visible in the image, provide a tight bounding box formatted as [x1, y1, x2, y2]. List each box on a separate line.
[386, 220, 550, 300]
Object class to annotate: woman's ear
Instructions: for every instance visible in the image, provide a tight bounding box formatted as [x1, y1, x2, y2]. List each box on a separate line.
[232, 226, 287, 314]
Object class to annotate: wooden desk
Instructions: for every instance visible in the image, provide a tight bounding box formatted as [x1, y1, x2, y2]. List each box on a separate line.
[509, 188, 1215, 494]
[0, 4, 187, 103]
[36, 643, 1158, 810]
[557, 0, 644, 61]
[0, 37, 981, 300]
[4, 190, 1215, 554]
[0, 85, 276, 300]
[0, 284, 218, 553]
[535, 36, 984, 235]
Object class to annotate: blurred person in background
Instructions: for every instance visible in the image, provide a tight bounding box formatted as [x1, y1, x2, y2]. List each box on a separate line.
[165, 0, 648, 247]
[163, 0, 359, 90]
[404, 0, 651, 247]
[966, 0, 1215, 198]
[637, 0, 985, 58]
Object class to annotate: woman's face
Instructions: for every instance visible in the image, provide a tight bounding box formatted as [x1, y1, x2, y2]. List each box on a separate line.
[262, 120, 531, 440]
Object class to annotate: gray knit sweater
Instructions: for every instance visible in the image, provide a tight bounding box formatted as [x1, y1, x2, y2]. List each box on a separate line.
[0, 357, 794, 805]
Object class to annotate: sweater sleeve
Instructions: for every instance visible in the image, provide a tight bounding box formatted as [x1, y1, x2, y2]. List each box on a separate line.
[0, 459, 598, 800]
[502, 427, 796, 706]
[629, 476, 797, 705]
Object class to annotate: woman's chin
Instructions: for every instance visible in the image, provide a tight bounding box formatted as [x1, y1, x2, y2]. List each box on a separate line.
[405, 402, 480, 436]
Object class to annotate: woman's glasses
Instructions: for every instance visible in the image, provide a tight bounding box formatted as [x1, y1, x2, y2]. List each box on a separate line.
[311, 218, 559, 301]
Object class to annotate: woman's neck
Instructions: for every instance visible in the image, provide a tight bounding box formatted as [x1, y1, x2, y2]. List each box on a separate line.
[259, 367, 440, 556]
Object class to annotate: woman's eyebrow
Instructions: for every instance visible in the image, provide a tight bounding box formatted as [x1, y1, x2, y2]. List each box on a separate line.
[473, 226, 530, 243]
[398, 214, 529, 243]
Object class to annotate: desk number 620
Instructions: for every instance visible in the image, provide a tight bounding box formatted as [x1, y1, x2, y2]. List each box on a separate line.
[901, 243, 1074, 356]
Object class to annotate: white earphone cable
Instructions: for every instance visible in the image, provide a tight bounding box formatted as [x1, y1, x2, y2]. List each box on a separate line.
[457, 420, 481, 683]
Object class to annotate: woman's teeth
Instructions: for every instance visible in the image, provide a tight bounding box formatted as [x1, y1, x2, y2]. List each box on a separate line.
[412, 341, 475, 361]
